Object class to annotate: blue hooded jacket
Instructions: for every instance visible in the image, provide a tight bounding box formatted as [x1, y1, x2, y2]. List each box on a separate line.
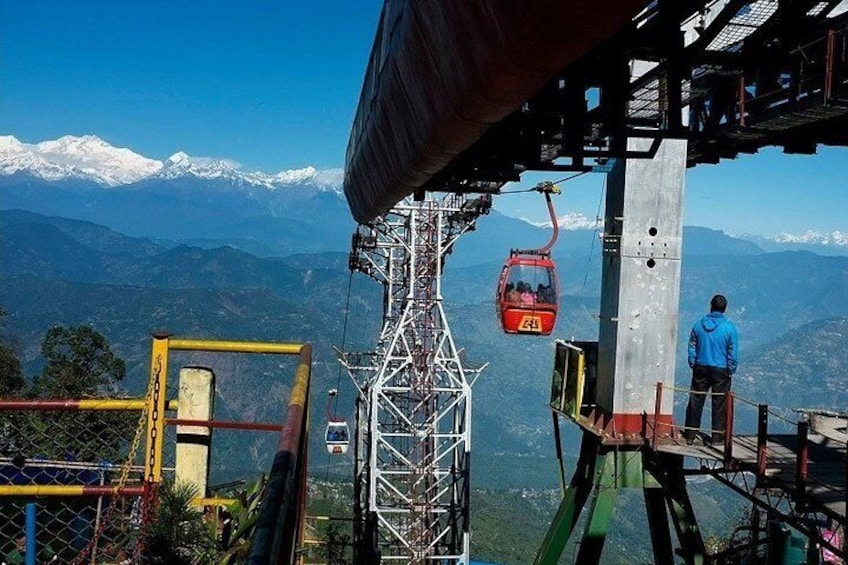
[688, 312, 739, 374]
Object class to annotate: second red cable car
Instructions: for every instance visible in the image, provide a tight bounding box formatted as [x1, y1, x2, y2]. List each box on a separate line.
[496, 182, 561, 336]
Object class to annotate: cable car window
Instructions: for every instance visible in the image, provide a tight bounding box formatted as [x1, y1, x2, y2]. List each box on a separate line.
[537, 267, 557, 305]
[504, 264, 556, 305]
[327, 426, 349, 442]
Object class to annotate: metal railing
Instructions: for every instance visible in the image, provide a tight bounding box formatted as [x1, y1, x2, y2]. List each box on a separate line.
[0, 334, 313, 564]
[247, 343, 312, 565]
[147, 335, 314, 565]
[650, 381, 848, 513]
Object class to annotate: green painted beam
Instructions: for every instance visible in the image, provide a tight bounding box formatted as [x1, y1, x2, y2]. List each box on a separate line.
[644, 486, 674, 565]
[575, 453, 618, 562]
[534, 485, 581, 565]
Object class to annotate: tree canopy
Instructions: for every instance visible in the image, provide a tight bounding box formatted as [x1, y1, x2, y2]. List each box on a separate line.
[33, 325, 126, 398]
[0, 307, 24, 396]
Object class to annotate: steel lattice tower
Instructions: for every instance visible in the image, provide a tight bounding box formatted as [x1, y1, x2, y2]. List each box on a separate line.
[341, 194, 489, 565]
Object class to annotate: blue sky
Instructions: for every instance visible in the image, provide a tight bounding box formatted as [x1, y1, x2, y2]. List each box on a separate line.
[0, 1, 381, 170]
[1, 1, 845, 236]
[506, 146, 848, 236]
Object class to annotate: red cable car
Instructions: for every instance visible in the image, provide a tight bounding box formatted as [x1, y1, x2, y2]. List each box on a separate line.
[496, 182, 560, 336]
[497, 252, 559, 335]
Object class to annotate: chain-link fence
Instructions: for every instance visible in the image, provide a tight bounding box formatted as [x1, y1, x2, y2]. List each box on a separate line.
[1, 336, 311, 564]
[0, 403, 149, 563]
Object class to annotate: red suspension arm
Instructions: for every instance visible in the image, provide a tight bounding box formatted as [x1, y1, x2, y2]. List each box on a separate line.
[515, 184, 559, 256]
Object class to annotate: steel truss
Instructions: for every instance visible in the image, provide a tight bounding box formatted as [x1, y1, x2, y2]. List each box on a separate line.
[690, 460, 847, 561]
[342, 194, 490, 564]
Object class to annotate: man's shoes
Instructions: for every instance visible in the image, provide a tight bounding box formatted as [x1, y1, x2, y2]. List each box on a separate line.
[684, 434, 704, 447]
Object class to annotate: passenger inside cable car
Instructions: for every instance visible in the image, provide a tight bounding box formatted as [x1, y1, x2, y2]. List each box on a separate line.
[325, 421, 350, 455]
[497, 255, 558, 335]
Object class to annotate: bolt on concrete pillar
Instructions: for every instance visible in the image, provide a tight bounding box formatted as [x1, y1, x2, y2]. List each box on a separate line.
[597, 137, 687, 433]
[176, 366, 215, 497]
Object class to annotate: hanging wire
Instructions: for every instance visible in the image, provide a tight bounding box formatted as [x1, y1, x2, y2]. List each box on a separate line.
[324, 269, 356, 485]
[498, 171, 589, 194]
[582, 174, 607, 288]
[332, 270, 355, 416]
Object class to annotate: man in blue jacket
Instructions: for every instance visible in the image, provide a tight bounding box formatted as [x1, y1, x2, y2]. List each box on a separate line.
[683, 294, 739, 446]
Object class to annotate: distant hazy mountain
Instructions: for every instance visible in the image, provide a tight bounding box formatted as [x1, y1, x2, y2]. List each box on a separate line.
[450, 215, 763, 271]
[741, 231, 848, 256]
[0, 209, 164, 257]
[3, 213, 847, 486]
[0, 134, 353, 256]
[0, 172, 354, 257]
[735, 317, 848, 415]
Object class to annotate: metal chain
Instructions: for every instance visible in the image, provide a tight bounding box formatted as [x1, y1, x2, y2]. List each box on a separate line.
[135, 352, 164, 561]
[71, 355, 159, 565]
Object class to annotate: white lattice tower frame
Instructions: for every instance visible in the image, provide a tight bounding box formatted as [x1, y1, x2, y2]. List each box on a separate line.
[343, 193, 489, 565]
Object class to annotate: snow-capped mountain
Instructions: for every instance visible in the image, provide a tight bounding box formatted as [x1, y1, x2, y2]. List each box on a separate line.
[773, 230, 848, 247]
[738, 230, 848, 256]
[0, 134, 342, 190]
[526, 211, 600, 231]
[0, 134, 162, 186]
[153, 151, 276, 187]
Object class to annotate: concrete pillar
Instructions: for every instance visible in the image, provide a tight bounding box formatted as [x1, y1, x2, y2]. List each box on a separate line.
[596, 137, 687, 433]
[176, 366, 215, 497]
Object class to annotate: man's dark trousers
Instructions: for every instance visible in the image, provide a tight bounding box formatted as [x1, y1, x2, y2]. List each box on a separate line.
[684, 365, 731, 444]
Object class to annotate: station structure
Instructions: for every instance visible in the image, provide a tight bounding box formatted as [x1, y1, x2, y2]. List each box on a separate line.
[342, 0, 848, 563]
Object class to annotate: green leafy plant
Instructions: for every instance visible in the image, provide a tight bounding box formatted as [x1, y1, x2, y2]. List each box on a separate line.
[144, 480, 217, 565]
[217, 475, 267, 565]
[3, 325, 134, 463]
[33, 325, 126, 398]
[319, 521, 352, 565]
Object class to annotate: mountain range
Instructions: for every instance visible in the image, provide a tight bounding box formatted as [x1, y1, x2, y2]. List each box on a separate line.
[0, 134, 342, 189]
[1, 135, 847, 563]
[2, 135, 847, 468]
[1, 135, 844, 258]
[2, 209, 847, 468]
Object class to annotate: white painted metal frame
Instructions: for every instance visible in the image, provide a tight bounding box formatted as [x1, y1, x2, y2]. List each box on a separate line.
[343, 194, 487, 564]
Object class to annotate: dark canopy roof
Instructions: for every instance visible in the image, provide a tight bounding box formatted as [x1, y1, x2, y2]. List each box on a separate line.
[343, 0, 646, 222]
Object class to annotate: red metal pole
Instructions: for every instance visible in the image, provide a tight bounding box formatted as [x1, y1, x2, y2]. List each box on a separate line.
[296, 406, 310, 565]
[248, 343, 311, 565]
[796, 420, 809, 511]
[538, 191, 559, 254]
[756, 404, 769, 487]
[724, 392, 735, 466]
[825, 29, 835, 103]
[652, 381, 663, 450]
[82, 486, 145, 497]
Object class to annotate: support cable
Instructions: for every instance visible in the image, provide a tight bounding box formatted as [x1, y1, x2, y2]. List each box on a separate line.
[498, 172, 589, 194]
[324, 270, 356, 485]
[333, 270, 355, 416]
[583, 174, 607, 288]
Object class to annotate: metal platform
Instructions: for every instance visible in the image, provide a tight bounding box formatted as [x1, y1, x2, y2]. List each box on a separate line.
[660, 433, 847, 522]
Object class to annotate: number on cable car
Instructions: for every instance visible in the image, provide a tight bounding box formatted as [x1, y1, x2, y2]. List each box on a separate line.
[497, 252, 558, 335]
[325, 420, 350, 455]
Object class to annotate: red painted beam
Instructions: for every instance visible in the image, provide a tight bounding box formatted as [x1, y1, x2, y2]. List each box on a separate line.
[165, 418, 283, 432]
[796, 420, 809, 510]
[756, 404, 769, 487]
